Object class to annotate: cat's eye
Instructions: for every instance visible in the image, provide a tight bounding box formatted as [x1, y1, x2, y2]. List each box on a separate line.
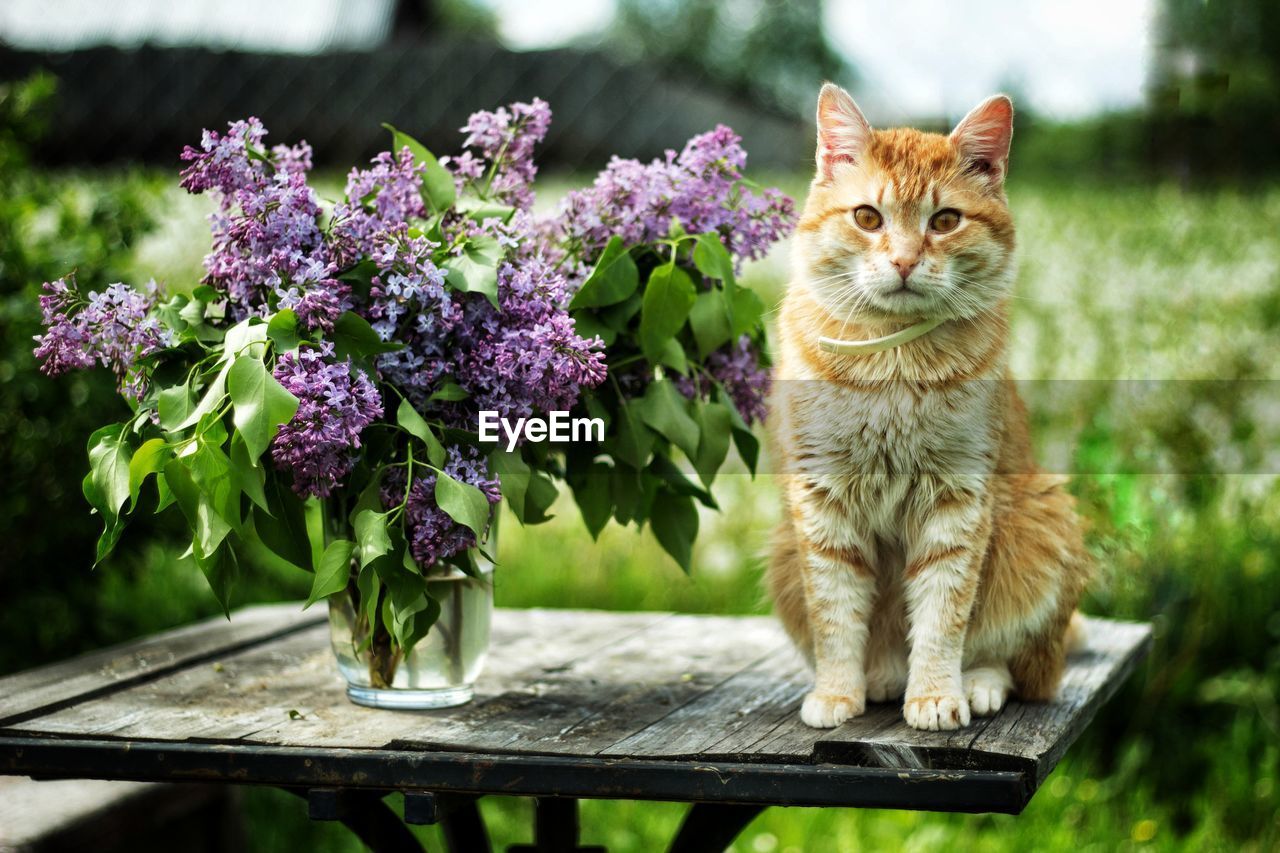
[930, 209, 962, 233]
[852, 206, 882, 231]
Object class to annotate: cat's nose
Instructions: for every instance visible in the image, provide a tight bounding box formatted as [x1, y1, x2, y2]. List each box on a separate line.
[891, 257, 919, 281]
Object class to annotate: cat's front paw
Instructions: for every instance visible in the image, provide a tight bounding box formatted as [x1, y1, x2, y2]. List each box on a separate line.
[800, 690, 866, 728]
[903, 692, 971, 731]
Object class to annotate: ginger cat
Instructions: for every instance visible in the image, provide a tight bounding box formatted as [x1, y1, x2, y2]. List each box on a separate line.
[767, 84, 1090, 732]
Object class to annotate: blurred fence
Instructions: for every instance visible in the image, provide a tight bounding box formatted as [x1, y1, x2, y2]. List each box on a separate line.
[0, 39, 810, 172]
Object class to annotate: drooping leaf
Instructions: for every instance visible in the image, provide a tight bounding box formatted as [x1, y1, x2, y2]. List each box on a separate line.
[228, 355, 300, 464]
[571, 461, 614, 540]
[128, 437, 171, 510]
[435, 471, 491, 538]
[692, 232, 737, 289]
[649, 490, 699, 572]
[489, 449, 531, 522]
[570, 312, 616, 346]
[396, 397, 445, 467]
[648, 454, 718, 510]
[229, 431, 269, 513]
[82, 471, 125, 565]
[88, 425, 133, 519]
[175, 360, 231, 431]
[640, 262, 697, 365]
[719, 386, 761, 475]
[396, 592, 442, 654]
[428, 380, 469, 402]
[306, 539, 355, 609]
[729, 287, 765, 338]
[637, 378, 700, 460]
[692, 400, 734, 488]
[569, 236, 639, 309]
[607, 399, 654, 470]
[523, 471, 559, 525]
[252, 479, 312, 570]
[688, 289, 735, 359]
[194, 539, 240, 617]
[164, 458, 232, 560]
[442, 236, 502, 307]
[354, 509, 393, 568]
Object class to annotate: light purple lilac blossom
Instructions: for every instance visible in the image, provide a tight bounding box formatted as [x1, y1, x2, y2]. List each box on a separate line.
[33, 277, 168, 398]
[445, 98, 552, 212]
[270, 343, 384, 498]
[380, 447, 501, 568]
[552, 124, 794, 275]
[180, 118, 348, 332]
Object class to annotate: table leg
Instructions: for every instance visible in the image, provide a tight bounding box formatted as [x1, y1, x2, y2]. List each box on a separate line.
[667, 803, 766, 853]
[508, 797, 605, 853]
[288, 787, 427, 853]
[440, 797, 491, 853]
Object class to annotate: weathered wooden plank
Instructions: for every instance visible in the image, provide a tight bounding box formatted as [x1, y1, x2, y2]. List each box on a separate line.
[0, 603, 324, 726]
[7, 610, 681, 749]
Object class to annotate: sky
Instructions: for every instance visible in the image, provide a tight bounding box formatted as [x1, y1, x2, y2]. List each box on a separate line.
[484, 0, 1156, 121]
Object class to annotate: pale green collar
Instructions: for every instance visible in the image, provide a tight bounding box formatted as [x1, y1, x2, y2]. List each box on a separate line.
[818, 317, 946, 356]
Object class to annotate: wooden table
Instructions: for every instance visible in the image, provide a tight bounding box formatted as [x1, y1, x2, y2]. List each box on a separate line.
[0, 604, 1150, 852]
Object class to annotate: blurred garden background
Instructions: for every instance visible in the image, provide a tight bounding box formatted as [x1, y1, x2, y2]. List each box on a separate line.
[1, 0, 1278, 850]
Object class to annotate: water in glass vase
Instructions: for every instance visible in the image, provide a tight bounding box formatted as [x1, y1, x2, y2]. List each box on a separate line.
[328, 564, 493, 709]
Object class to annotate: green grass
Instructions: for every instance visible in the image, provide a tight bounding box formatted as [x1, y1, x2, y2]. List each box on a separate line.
[28, 175, 1280, 850]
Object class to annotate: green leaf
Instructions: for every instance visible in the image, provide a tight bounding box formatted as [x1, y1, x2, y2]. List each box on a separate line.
[128, 437, 171, 510]
[82, 470, 125, 565]
[229, 432, 269, 513]
[570, 312, 616, 346]
[489, 449, 531, 522]
[523, 471, 559, 525]
[569, 236, 639, 309]
[729, 287, 765, 338]
[435, 471, 491, 538]
[306, 539, 355, 608]
[354, 509, 393, 568]
[195, 540, 240, 617]
[648, 454, 718, 510]
[719, 387, 760, 475]
[640, 262, 697, 365]
[442, 236, 502, 308]
[383, 123, 457, 213]
[397, 593, 442, 653]
[572, 461, 613, 539]
[175, 361, 231, 431]
[608, 399, 654, 469]
[428, 381, 469, 402]
[649, 490, 699, 572]
[164, 459, 232, 560]
[455, 196, 515, 225]
[188, 440, 242, 532]
[157, 385, 192, 432]
[693, 401, 733, 488]
[88, 425, 132, 519]
[396, 397, 446, 467]
[228, 355, 300, 464]
[332, 311, 402, 361]
[693, 232, 737, 289]
[637, 378, 700, 460]
[267, 308, 302, 353]
[689, 290, 734, 358]
[356, 563, 382, 639]
[252, 480, 311, 570]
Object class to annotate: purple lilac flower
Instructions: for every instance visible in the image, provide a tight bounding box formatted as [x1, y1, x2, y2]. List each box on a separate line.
[380, 446, 500, 569]
[181, 119, 343, 330]
[552, 124, 795, 274]
[33, 277, 169, 397]
[331, 148, 428, 264]
[443, 98, 552, 211]
[271, 343, 383, 498]
[675, 335, 770, 425]
[450, 259, 607, 421]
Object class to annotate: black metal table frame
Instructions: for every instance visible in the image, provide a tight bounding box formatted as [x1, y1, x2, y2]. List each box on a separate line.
[0, 735, 1032, 852]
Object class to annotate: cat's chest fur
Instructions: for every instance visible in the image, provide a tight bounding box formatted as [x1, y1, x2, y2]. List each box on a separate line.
[775, 322, 1005, 541]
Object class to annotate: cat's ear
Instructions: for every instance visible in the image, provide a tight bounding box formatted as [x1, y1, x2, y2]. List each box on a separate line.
[816, 83, 872, 181]
[950, 95, 1014, 185]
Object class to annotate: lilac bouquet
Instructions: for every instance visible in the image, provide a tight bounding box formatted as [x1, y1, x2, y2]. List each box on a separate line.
[35, 100, 793, 668]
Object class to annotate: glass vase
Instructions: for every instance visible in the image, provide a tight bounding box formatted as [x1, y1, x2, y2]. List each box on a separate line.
[328, 561, 494, 710]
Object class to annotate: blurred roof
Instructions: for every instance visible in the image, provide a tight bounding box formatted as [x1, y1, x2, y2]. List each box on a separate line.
[0, 0, 395, 53]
